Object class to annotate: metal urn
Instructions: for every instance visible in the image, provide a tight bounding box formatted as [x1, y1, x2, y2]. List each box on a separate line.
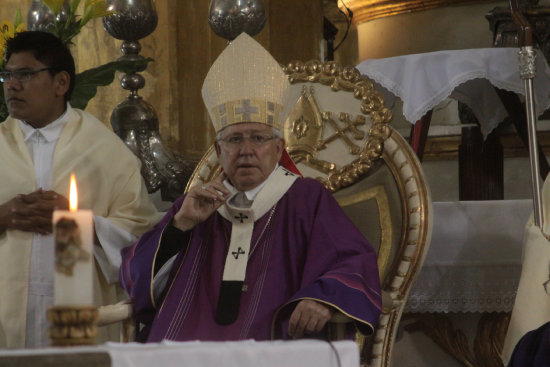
[27, 0, 69, 31]
[103, 0, 192, 202]
[209, 0, 267, 40]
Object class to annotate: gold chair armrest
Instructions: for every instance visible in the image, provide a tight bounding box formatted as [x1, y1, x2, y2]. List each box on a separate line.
[328, 311, 353, 340]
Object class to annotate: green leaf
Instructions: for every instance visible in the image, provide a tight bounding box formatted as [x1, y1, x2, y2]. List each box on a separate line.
[14, 9, 22, 29]
[70, 0, 81, 13]
[70, 58, 154, 110]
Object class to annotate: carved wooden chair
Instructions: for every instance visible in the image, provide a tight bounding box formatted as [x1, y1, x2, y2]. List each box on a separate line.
[99, 60, 432, 366]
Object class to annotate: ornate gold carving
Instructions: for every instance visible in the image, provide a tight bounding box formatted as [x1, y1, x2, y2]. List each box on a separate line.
[369, 131, 431, 367]
[47, 305, 99, 346]
[474, 313, 510, 367]
[284, 86, 336, 174]
[283, 60, 392, 192]
[405, 314, 477, 366]
[405, 313, 511, 367]
[291, 116, 309, 139]
[320, 112, 366, 154]
[341, 0, 488, 24]
[409, 206, 421, 214]
[399, 161, 410, 170]
[283, 60, 391, 117]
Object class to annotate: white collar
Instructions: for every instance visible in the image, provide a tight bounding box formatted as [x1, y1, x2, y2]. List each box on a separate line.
[222, 163, 279, 201]
[18, 103, 71, 143]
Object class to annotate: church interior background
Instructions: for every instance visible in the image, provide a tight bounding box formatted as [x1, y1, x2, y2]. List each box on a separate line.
[3, 0, 550, 365]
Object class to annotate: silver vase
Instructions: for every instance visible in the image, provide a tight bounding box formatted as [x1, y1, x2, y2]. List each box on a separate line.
[209, 0, 267, 40]
[27, 0, 69, 32]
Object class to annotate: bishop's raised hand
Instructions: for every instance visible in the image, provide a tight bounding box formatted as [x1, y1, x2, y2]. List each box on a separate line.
[173, 171, 230, 231]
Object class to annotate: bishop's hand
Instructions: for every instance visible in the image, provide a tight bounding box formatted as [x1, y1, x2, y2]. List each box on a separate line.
[0, 189, 69, 235]
[173, 172, 230, 232]
[288, 299, 334, 339]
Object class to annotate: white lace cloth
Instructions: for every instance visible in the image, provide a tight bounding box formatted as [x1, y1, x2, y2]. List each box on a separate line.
[356, 48, 550, 138]
[405, 200, 533, 313]
[0, 340, 359, 367]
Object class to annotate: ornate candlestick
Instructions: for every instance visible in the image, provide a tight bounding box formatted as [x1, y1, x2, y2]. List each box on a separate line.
[47, 306, 98, 346]
[103, 0, 192, 202]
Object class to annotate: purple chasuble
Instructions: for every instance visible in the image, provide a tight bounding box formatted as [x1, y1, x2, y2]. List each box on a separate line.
[121, 177, 382, 341]
[507, 321, 550, 367]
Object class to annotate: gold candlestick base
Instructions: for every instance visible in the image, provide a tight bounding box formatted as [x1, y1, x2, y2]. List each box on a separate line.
[47, 305, 99, 346]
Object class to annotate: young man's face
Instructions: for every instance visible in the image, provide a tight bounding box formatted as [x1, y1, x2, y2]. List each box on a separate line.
[215, 122, 284, 191]
[3, 51, 69, 128]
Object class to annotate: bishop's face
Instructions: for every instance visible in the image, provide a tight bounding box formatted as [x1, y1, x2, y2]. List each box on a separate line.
[215, 122, 284, 191]
[3, 51, 69, 128]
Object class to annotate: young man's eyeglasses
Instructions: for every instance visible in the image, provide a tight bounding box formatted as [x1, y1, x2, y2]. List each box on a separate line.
[0, 67, 55, 83]
[544, 279, 550, 296]
[218, 134, 278, 147]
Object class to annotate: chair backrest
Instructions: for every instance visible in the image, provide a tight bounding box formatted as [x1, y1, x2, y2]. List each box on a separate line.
[186, 60, 433, 367]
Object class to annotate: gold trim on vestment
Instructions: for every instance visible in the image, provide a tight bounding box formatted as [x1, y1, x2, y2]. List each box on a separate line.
[211, 99, 284, 132]
[150, 224, 168, 310]
[270, 297, 375, 340]
[155, 224, 196, 313]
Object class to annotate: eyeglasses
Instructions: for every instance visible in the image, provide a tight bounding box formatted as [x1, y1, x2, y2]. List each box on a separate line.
[218, 134, 278, 147]
[0, 67, 54, 83]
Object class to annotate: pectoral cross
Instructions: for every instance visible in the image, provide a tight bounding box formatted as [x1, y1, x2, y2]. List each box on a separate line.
[234, 213, 248, 223]
[232, 247, 245, 259]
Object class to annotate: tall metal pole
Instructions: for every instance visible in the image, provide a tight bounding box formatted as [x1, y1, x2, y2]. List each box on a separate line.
[510, 0, 544, 228]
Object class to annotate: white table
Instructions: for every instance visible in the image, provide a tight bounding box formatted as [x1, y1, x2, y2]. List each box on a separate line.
[405, 199, 533, 313]
[356, 48, 550, 138]
[0, 339, 359, 367]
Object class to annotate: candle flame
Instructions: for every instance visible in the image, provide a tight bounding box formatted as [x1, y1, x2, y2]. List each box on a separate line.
[69, 173, 78, 212]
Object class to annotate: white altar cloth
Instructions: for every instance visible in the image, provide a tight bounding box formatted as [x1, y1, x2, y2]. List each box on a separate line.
[356, 48, 550, 137]
[405, 199, 533, 313]
[0, 339, 359, 367]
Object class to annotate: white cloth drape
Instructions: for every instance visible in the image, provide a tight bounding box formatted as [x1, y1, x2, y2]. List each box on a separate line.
[405, 200, 532, 313]
[356, 48, 550, 138]
[0, 340, 360, 367]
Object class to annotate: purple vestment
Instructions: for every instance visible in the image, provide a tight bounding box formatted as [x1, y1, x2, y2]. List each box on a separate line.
[508, 321, 550, 367]
[121, 177, 382, 342]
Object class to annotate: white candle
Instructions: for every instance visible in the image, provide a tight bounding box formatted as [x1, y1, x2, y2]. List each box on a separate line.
[53, 173, 94, 306]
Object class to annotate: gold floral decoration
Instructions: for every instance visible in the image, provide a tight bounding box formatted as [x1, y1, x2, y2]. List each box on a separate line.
[0, 10, 26, 61]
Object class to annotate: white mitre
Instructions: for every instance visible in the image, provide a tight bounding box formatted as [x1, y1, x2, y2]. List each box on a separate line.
[201, 32, 291, 133]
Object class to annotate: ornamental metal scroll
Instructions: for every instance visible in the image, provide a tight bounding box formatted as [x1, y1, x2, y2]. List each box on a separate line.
[282, 60, 393, 192]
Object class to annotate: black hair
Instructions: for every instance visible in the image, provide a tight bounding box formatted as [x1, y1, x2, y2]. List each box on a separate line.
[5, 31, 75, 102]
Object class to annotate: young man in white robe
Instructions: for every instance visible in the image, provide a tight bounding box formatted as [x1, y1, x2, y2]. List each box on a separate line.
[0, 31, 159, 348]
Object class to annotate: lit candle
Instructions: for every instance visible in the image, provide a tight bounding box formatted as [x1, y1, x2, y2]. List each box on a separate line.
[53, 173, 94, 306]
